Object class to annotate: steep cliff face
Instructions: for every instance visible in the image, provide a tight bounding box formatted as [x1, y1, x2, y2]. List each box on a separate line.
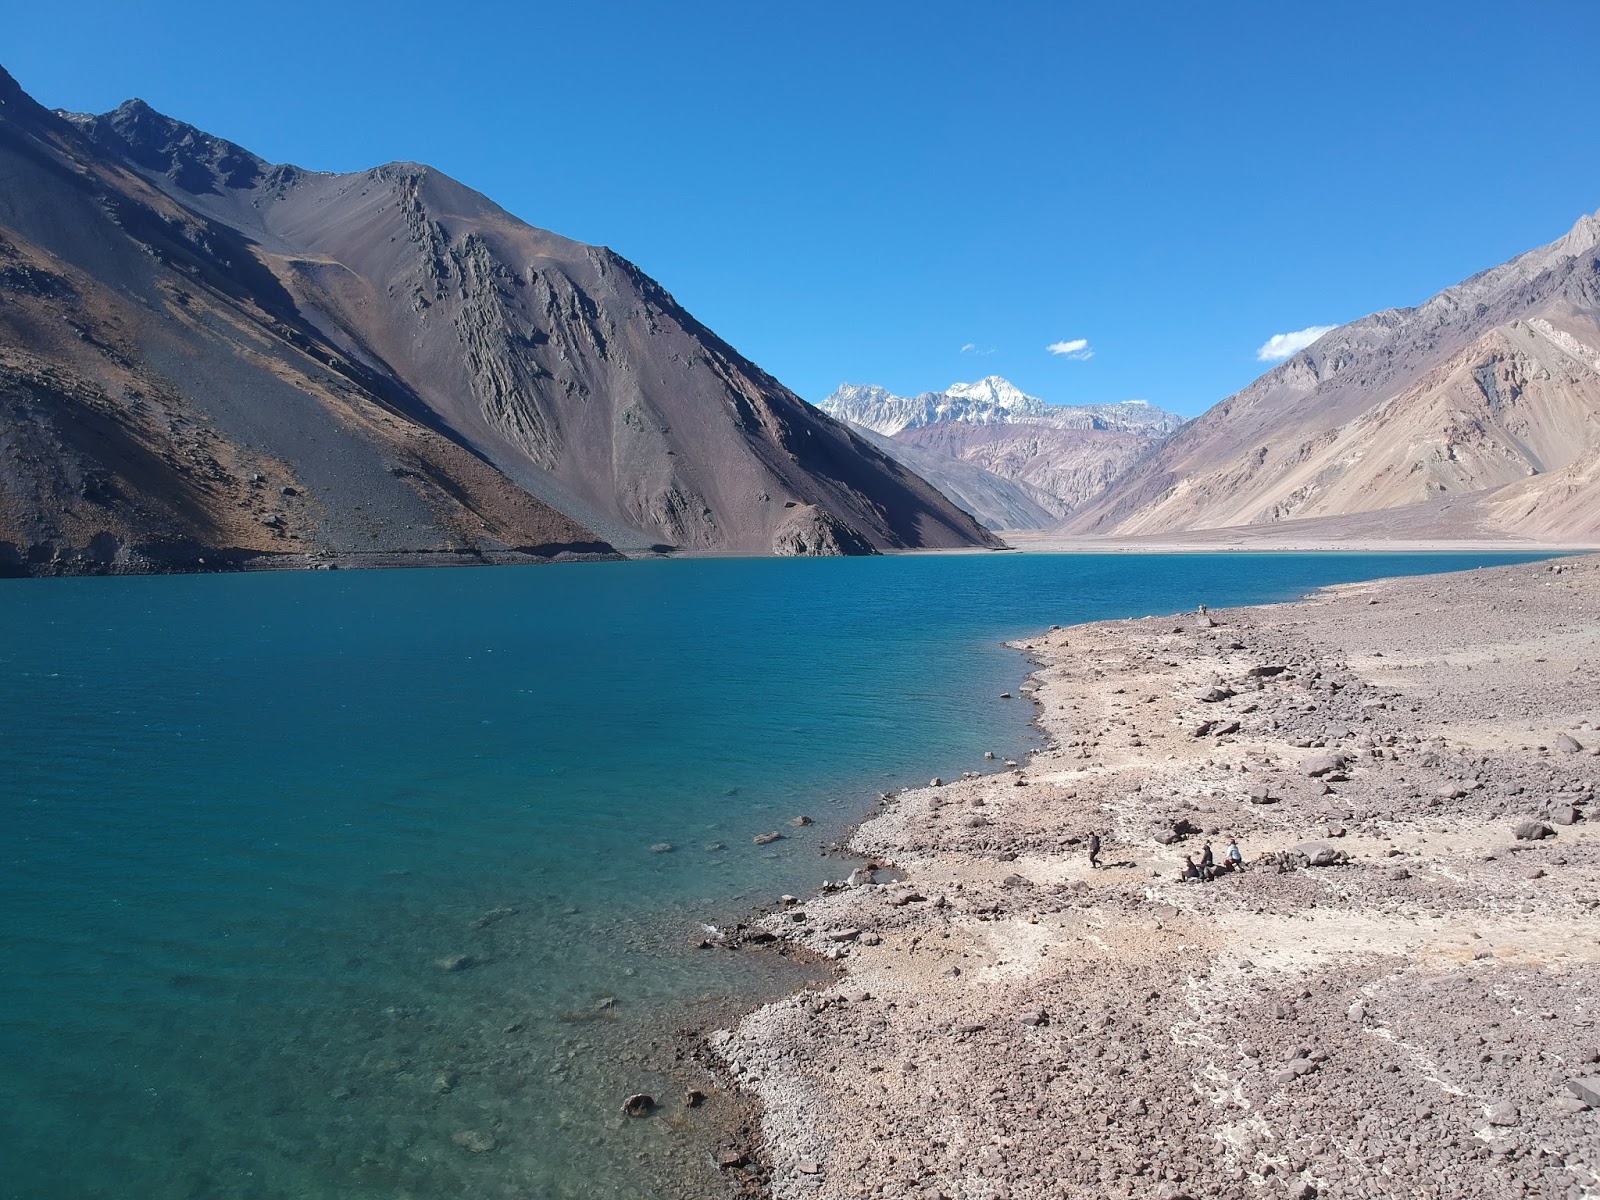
[0, 67, 999, 572]
[1066, 213, 1600, 542]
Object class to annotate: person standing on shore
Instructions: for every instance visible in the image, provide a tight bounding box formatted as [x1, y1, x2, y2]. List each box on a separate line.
[1087, 832, 1102, 869]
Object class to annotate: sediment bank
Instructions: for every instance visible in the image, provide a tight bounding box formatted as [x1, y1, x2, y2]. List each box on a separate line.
[714, 554, 1600, 1199]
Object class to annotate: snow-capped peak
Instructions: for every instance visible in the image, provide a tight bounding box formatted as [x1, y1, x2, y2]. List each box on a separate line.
[943, 376, 1047, 415]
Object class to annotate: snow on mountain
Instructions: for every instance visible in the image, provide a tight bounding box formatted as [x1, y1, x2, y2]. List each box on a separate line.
[816, 377, 1186, 438]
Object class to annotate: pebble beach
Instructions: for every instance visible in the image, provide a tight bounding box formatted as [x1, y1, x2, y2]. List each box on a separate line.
[713, 554, 1600, 1200]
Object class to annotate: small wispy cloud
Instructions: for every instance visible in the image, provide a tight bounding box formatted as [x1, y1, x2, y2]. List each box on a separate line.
[960, 342, 996, 356]
[1256, 325, 1335, 362]
[1046, 338, 1093, 360]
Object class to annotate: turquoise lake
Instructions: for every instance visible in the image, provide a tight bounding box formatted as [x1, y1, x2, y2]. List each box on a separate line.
[0, 551, 1549, 1199]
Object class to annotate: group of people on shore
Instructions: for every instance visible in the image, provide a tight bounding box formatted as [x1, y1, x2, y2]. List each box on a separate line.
[1084, 832, 1243, 882]
[1179, 839, 1242, 882]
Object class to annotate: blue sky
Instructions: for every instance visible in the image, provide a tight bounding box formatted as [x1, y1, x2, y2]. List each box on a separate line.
[7, 1, 1600, 416]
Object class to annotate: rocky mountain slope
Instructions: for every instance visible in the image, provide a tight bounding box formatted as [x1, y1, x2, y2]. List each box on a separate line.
[817, 378, 1185, 528]
[1066, 212, 1600, 543]
[843, 424, 1059, 531]
[0, 66, 999, 574]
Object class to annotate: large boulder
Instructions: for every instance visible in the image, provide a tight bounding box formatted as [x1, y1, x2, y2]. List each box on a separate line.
[1302, 753, 1346, 778]
[1513, 820, 1555, 841]
[1293, 841, 1346, 867]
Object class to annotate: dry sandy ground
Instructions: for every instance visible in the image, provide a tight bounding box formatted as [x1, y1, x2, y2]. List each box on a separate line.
[713, 555, 1600, 1200]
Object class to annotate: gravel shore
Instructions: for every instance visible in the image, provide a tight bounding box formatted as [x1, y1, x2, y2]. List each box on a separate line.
[713, 554, 1600, 1200]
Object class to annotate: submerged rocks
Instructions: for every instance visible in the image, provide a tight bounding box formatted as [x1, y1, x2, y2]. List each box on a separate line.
[435, 954, 475, 972]
[752, 831, 784, 845]
[452, 1129, 497, 1153]
[620, 1093, 655, 1117]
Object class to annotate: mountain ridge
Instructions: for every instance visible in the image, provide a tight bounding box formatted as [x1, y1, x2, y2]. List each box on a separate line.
[816, 377, 1186, 528]
[0, 65, 1001, 572]
[1065, 210, 1600, 543]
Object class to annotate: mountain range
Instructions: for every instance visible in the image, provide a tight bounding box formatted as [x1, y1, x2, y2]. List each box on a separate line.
[1067, 211, 1600, 543]
[0, 66, 999, 574]
[817, 378, 1186, 527]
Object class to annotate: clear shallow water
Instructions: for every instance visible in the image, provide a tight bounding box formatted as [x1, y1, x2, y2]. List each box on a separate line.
[0, 551, 1550, 1199]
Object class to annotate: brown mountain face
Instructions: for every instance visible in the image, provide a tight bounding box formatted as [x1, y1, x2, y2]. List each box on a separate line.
[1066, 212, 1600, 543]
[0, 68, 998, 574]
[892, 421, 1164, 522]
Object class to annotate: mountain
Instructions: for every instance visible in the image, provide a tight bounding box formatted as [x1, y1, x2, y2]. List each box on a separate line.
[0, 67, 1000, 574]
[1066, 212, 1600, 543]
[820, 376, 1184, 438]
[816, 377, 1186, 526]
[842, 424, 1059, 530]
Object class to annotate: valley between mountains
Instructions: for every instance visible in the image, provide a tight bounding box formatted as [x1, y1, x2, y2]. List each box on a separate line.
[3, 57, 1598, 575]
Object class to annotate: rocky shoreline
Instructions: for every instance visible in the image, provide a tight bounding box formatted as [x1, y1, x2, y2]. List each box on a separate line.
[711, 555, 1600, 1200]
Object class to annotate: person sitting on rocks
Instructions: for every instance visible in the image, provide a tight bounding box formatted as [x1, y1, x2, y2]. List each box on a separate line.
[1227, 838, 1243, 870]
[1088, 831, 1102, 869]
[1201, 842, 1215, 873]
[1180, 855, 1201, 882]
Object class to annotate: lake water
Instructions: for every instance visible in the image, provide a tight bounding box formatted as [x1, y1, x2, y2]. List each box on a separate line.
[0, 551, 1549, 1199]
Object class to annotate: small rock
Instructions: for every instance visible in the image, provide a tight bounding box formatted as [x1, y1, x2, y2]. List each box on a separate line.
[929, 777, 944, 788]
[683, 1088, 706, 1108]
[797, 1158, 820, 1175]
[825, 928, 861, 942]
[650, 842, 674, 853]
[1566, 1076, 1600, 1108]
[452, 1129, 497, 1153]
[789, 815, 813, 826]
[717, 1149, 748, 1169]
[1551, 805, 1581, 826]
[620, 1093, 655, 1117]
[1557, 732, 1585, 754]
[434, 1070, 460, 1093]
[752, 831, 784, 845]
[435, 954, 474, 972]
[1513, 820, 1554, 841]
[1485, 1099, 1519, 1126]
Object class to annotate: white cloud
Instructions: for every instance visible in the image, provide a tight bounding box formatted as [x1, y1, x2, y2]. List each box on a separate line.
[1046, 338, 1093, 360]
[960, 342, 996, 356]
[1255, 325, 1336, 362]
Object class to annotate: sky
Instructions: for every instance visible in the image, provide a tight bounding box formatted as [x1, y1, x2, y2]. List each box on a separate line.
[6, 0, 1600, 417]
